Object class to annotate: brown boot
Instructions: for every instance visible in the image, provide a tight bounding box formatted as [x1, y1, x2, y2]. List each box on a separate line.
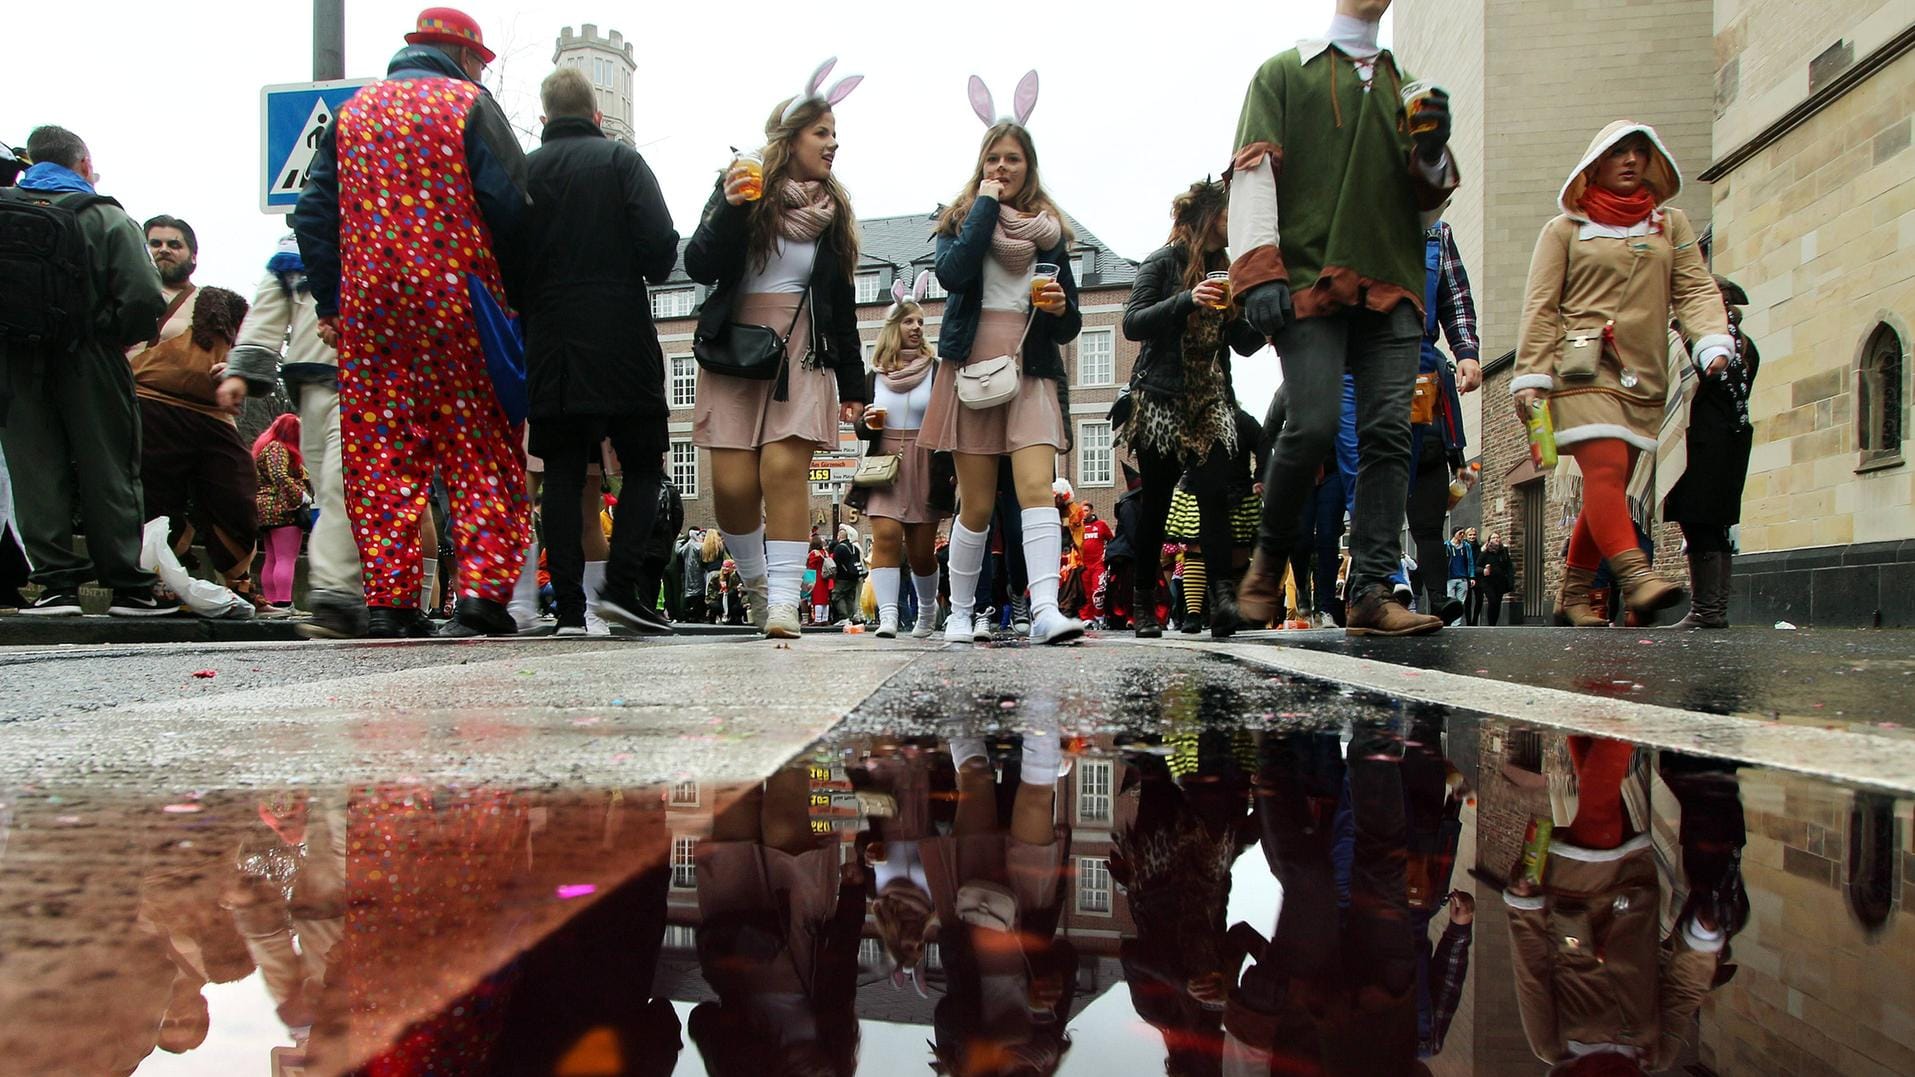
[1610, 548, 1685, 618]
[1554, 564, 1607, 627]
[1346, 584, 1443, 637]
[1235, 549, 1286, 624]
[1670, 552, 1729, 629]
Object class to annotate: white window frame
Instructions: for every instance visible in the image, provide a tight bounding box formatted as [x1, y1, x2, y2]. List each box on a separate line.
[664, 923, 697, 950]
[671, 836, 698, 890]
[855, 271, 883, 305]
[669, 780, 699, 807]
[1070, 255, 1087, 283]
[1076, 328, 1115, 387]
[921, 271, 947, 299]
[1076, 856, 1113, 915]
[652, 287, 696, 321]
[1076, 420, 1114, 488]
[670, 439, 699, 500]
[1076, 759, 1112, 824]
[858, 937, 884, 968]
[669, 354, 696, 410]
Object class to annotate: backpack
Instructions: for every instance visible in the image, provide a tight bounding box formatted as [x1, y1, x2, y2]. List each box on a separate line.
[0, 189, 116, 351]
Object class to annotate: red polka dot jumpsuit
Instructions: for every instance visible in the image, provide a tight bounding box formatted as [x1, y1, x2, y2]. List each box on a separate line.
[332, 77, 528, 609]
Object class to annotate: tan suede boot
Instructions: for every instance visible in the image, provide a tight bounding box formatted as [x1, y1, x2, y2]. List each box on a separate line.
[1235, 549, 1286, 624]
[1609, 548, 1686, 617]
[1346, 585, 1443, 637]
[1554, 564, 1608, 628]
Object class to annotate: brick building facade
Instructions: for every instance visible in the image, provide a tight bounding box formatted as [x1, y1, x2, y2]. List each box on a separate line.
[642, 211, 1140, 536]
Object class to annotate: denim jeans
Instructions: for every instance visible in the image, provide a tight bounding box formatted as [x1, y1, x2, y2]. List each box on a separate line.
[1257, 303, 1420, 597]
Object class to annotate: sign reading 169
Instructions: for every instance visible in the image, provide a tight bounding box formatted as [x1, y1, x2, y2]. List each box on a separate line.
[808, 468, 832, 483]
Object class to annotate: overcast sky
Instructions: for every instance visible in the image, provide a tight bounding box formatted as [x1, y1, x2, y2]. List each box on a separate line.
[3, 0, 1392, 417]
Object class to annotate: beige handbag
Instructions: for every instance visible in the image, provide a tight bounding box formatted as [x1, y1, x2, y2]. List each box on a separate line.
[851, 453, 900, 488]
[956, 310, 1037, 411]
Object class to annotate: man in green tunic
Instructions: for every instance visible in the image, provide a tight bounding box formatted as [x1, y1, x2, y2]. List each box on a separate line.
[1228, 0, 1459, 637]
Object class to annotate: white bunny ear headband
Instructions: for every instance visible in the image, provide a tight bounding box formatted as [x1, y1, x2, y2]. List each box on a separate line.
[780, 57, 864, 124]
[885, 270, 933, 319]
[968, 70, 1040, 127]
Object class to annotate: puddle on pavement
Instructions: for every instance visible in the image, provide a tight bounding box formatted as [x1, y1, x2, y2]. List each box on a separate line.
[1, 652, 1909, 1076]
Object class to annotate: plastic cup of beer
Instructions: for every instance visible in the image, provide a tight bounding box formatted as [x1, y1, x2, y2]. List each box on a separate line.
[865, 406, 887, 431]
[1031, 262, 1060, 308]
[1400, 80, 1442, 135]
[733, 149, 765, 202]
[1203, 270, 1232, 310]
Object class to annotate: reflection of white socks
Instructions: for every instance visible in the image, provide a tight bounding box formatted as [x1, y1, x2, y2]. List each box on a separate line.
[949, 736, 989, 768]
[871, 566, 900, 621]
[722, 526, 766, 583]
[946, 521, 988, 619]
[508, 539, 541, 629]
[1020, 508, 1064, 619]
[1020, 727, 1063, 785]
[765, 540, 807, 608]
[913, 571, 940, 614]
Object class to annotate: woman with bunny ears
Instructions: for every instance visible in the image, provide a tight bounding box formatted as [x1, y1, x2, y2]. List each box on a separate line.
[920, 72, 1085, 647]
[684, 59, 868, 640]
[851, 272, 950, 639]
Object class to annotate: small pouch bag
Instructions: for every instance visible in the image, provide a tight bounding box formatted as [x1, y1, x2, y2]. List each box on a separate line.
[1410, 372, 1440, 424]
[956, 309, 1038, 411]
[1559, 326, 1606, 381]
[851, 453, 900, 488]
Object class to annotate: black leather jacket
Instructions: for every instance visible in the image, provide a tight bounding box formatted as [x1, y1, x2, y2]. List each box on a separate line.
[1122, 244, 1265, 399]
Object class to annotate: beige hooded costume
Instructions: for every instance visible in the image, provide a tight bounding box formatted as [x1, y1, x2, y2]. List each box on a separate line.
[1513, 121, 1731, 451]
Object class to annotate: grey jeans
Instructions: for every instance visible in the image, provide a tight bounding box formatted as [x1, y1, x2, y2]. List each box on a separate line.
[1257, 302, 1420, 596]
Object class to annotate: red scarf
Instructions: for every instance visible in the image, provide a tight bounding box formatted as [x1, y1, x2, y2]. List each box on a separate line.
[1578, 184, 1659, 228]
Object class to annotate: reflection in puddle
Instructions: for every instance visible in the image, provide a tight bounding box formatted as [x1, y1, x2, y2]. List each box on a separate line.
[0, 655, 1908, 1075]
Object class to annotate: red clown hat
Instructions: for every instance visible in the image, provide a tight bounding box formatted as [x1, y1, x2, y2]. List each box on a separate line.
[405, 7, 496, 64]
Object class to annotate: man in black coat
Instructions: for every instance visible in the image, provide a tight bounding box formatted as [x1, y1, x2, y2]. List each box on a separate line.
[509, 65, 678, 633]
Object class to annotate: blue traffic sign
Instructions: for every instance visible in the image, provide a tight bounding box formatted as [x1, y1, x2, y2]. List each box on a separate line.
[259, 79, 374, 214]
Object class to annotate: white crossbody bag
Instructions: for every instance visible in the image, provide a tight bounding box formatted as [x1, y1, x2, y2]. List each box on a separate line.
[955, 308, 1037, 411]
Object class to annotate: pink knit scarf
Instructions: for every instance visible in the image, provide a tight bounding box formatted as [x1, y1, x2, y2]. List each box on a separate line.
[990, 206, 1063, 273]
[881, 347, 935, 392]
[777, 179, 837, 243]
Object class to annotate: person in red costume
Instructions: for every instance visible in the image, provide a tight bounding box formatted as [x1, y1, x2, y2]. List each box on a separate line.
[294, 7, 532, 639]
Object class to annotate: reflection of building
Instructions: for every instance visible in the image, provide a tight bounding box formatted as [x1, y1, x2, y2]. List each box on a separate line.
[1391, 0, 1718, 621]
[552, 24, 636, 146]
[648, 214, 1140, 533]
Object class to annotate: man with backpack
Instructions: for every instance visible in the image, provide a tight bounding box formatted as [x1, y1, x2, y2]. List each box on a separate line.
[0, 125, 172, 615]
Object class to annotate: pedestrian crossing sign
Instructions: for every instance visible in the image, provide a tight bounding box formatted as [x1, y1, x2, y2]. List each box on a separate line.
[260, 79, 374, 214]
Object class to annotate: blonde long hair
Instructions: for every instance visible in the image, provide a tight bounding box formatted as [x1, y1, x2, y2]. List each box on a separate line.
[700, 529, 724, 563]
[870, 300, 936, 373]
[934, 122, 1074, 242]
[746, 96, 860, 279]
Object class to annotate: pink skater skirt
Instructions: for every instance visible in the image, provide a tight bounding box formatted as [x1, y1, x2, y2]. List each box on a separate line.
[862, 429, 944, 525]
[919, 310, 1067, 456]
[693, 293, 839, 451]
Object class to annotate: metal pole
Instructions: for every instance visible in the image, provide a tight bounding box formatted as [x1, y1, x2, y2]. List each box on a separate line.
[314, 0, 345, 80]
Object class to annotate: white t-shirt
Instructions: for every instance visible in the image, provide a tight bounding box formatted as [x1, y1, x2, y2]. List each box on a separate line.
[739, 236, 817, 295]
[981, 255, 1030, 313]
[872, 373, 934, 431]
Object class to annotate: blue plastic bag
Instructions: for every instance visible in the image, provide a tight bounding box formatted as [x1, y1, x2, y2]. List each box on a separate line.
[466, 273, 527, 426]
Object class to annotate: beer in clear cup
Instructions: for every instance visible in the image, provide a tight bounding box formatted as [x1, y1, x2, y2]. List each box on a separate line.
[1030, 262, 1060, 308]
[1203, 270, 1232, 310]
[865, 406, 887, 431]
[1400, 80, 1442, 135]
[733, 149, 765, 202]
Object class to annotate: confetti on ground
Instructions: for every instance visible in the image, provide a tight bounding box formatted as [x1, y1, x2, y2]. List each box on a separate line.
[162, 803, 203, 814]
[191, 669, 216, 679]
[555, 884, 597, 900]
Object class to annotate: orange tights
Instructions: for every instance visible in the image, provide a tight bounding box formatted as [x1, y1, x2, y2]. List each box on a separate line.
[1565, 440, 1640, 571]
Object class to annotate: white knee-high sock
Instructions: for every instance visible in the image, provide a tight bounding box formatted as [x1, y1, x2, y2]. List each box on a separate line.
[765, 540, 808, 609]
[721, 525, 766, 582]
[945, 521, 988, 619]
[507, 538, 540, 628]
[871, 567, 900, 621]
[1020, 508, 1065, 619]
[912, 571, 940, 614]
[1019, 727, 1063, 785]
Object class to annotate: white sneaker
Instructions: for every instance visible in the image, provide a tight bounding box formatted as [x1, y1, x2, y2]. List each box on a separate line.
[944, 610, 977, 644]
[1030, 609, 1086, 646]
[876, 612, 899, 639]
[1011, 597, 1032, 637]
[910, 617, 936, 639]
[743, 576, 771, 632]
[765, 602, 801, 639]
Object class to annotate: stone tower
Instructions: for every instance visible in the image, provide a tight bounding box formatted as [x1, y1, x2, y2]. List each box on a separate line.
[553, 24, 636, 145]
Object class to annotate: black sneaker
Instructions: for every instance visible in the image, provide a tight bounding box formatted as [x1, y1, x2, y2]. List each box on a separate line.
[107, 589, 181, 617]
[366, 607, 435, 639]
[299, 589, 369, 639]
[595, 592, 673, 635]
[20, 591, 83, 615]
[438, 597, 519, 638]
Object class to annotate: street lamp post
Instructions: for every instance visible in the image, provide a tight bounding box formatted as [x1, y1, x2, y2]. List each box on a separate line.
[314, 0, 344, 80]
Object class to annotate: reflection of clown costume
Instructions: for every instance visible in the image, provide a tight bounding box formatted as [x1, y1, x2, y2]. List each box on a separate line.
[294, 43, 531, 609]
